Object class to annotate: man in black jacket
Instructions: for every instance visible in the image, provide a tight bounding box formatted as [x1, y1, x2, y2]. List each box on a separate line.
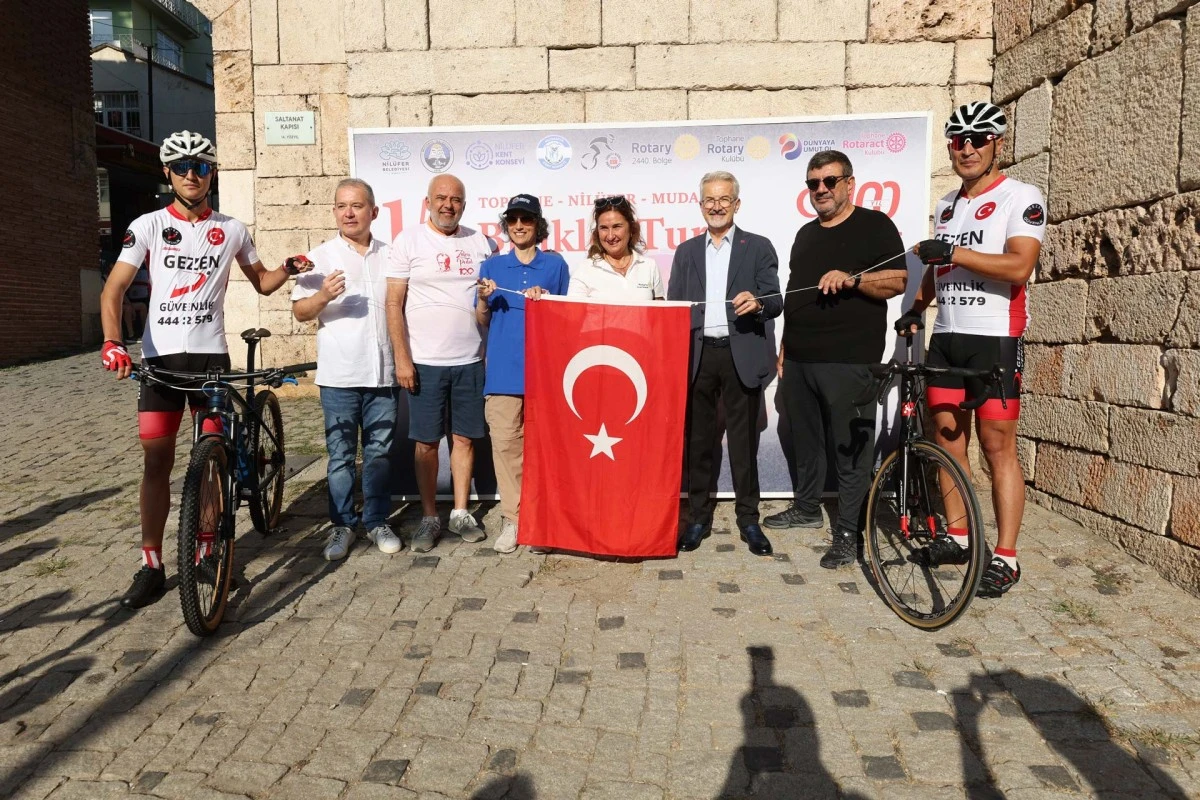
[668, 170, 783, 556]
[765, 150, 907, 568]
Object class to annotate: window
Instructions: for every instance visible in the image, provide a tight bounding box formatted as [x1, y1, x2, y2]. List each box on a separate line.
[205, 64, 213, 85]
[154, 30, 182, 71]
[94, 92, 141, 137]
[89, 9, 114, 47]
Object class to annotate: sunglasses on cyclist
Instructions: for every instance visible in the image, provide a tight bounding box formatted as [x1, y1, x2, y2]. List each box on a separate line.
[805, 175, 848, 192]
[594, 195, 631, 210]
[168, 160, 214, 178]
[949, 132, 998, 151]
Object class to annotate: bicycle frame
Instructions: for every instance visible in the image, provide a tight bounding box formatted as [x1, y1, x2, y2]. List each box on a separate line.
[892, 337, 940, 542]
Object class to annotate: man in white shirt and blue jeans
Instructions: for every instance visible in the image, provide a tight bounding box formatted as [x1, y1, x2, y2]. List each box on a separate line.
[292, 178, 401, 560]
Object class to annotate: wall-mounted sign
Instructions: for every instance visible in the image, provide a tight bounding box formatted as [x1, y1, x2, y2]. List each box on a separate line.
[264, 111, 315, 145]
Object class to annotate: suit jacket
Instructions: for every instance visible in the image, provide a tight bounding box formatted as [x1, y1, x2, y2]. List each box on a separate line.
[667, 226, 783, 389]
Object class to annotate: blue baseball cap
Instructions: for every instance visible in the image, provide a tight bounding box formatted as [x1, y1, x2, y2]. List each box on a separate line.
[504, 194, 542, 217]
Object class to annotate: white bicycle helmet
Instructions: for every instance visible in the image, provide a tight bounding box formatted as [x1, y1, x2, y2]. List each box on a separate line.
[944, 101, 1008, 138]
[160, 130, 218, 164]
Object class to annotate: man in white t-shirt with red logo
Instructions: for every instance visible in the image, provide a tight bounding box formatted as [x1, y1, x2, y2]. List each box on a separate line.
[385, 174, 495, 553]
[99, 131, 310, 610]
[897, 102, 1046, 598]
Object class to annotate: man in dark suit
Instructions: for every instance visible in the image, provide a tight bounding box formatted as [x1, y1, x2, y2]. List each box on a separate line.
[667, 171, 783, 556]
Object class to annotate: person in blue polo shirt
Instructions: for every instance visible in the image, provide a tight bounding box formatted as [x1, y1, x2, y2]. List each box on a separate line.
[476, 194, 571, 553]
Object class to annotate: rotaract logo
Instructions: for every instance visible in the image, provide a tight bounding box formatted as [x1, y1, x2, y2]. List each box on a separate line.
[421, 139, 453, 173]
[465, 141, 492, 170]
[537, 135, 572, 170]
[886, 132, 907, 153]
[779, 133, 801, 160]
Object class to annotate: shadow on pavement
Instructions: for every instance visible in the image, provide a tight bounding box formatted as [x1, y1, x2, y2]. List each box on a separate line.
[0, 475, 351, 795]
[0, 487, 121, 545]
[718, 645, 868, 799]
[953, 670, 1191, 799]
[470, 772, 536, 799]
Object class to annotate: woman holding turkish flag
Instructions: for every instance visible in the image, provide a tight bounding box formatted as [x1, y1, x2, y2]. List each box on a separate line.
[476, 194, 571, 555]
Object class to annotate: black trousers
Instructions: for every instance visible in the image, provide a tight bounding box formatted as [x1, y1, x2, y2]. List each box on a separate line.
[782, 360, 877, 534]
[687, 342, 761, 527]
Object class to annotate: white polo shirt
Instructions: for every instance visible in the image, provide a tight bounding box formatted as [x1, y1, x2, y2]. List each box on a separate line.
[291, 235, 394, 388]
[386, 221, 496, 366]
[568, 253, 664, 302]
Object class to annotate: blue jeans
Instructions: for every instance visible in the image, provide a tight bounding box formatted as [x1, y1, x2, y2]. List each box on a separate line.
[320, 386, 397, 529]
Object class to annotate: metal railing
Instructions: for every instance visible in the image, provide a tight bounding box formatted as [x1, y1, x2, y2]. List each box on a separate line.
[150, 0, 206, 37]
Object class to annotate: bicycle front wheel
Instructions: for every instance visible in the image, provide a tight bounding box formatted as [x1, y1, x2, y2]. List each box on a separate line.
[248, 390, 285, 533]
[178, 437, 235, 636]
[865, 440, 986, 630]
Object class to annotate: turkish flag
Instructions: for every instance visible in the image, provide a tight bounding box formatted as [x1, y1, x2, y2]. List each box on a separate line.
[521, 297, 691, 557]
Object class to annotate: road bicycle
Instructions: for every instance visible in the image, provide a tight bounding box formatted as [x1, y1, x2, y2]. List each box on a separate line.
[136, 329, 315, 636]
[859, 334, 1006, 630]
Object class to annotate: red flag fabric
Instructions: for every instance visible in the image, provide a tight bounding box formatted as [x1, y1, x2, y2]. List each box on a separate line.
[520, 297, 691, 557]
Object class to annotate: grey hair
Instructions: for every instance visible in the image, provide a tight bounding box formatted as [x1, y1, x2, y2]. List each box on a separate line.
[335, 178, 376, 207]
[699, 170, 741, 200]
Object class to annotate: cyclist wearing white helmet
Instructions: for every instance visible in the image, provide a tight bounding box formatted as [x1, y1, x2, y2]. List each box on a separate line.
[895, 101, 1046, 598]
[99, 130, 312, 610]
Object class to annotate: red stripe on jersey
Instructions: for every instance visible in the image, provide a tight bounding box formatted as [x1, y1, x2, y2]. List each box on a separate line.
[167, 204, 214, 222]
[1009, 282, 1028, 336]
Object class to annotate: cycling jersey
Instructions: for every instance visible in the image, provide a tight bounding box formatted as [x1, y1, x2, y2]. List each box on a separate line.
[118, 206, 258, 358]
[930, 176, 1045, 337]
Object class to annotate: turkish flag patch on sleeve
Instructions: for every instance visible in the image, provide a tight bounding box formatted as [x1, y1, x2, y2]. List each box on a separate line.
[521, 298, 691, 557]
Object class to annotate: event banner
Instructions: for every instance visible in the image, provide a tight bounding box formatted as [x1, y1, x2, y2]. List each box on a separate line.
[521, 298, 690, 557]
[350, 114, 931, 496]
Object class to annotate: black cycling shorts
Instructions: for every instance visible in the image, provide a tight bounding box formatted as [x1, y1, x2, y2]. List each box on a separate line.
[926, 333, 1022, 421]
[138, 352, 232, 413]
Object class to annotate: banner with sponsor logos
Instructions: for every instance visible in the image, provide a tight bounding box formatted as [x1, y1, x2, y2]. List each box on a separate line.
[350, 114, 931, 497]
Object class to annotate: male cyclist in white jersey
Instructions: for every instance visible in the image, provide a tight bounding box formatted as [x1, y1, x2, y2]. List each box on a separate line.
[99, 131, 311, 610]
[897, 102, 1046, 597]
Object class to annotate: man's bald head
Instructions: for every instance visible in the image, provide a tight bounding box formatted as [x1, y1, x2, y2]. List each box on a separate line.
[427, 174, 466, 233]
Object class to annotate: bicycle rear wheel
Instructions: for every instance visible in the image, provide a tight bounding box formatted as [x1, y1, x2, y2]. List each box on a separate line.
[248, 390, 285, 533]
[865, 440, 986, 630]
[178, 437, 235, 636]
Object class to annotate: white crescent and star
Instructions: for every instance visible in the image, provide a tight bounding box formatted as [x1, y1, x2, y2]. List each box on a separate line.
[562, 345, 647, 460]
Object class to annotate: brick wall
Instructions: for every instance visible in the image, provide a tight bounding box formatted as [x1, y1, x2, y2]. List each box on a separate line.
[191, 0, 994, 366]
[994, 0, 1200, 594]
[0, 3, 98, 365]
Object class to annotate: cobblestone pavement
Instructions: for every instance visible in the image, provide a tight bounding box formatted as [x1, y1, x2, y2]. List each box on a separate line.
[1, 350, 1198, 800]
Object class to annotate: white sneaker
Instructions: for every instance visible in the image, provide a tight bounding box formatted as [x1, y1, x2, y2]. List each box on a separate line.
[323, 526, 355, 561]
[493, 518, 518, 554]
[367, 524, 403, 554]
[449, 510, 486, 542]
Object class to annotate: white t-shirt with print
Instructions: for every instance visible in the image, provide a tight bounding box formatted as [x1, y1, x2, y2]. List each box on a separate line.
[930, 176, 1046, 337]
[118, 206, 258, 358]
[568, 253, 665, 302]
[386, 222, 496, 366]
[292, 235, 394, 388]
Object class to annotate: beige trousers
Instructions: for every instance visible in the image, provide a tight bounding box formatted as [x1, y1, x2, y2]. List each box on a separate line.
[485, 395, 524, 523]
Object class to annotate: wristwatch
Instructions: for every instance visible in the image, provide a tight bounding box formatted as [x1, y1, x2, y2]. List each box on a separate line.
[853, 274, 862, 289]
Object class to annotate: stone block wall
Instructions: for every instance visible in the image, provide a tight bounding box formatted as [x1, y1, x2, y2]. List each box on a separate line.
[995, 0, 1200, 594]
[193, 0, 993, 365]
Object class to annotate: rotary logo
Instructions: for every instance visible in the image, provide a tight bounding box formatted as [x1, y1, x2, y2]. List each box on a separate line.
[674, 134, 700, 160]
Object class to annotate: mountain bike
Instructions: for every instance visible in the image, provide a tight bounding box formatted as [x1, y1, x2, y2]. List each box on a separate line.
[136, 328, 315, 636]
[859, 335, 1006, 630]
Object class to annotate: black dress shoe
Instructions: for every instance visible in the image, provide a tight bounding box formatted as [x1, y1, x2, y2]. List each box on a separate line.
[739, 523, 773, 556]
[678, 523, 710, 552]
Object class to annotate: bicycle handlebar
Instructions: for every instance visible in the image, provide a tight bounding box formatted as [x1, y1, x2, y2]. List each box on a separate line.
[855, 360, 1008, 411]
[133, 360, 316, 389]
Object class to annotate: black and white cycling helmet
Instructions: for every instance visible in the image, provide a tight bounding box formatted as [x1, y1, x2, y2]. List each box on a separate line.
[159, 130, 218, 165]
[944, 101, 1008, 138]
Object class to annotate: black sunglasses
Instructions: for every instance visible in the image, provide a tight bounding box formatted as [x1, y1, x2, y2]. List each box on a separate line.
[505, 212, 537, 224]
[805, 175, 848, 192]
[594, 195, 631, 210]
[168, 160, 214, 178]
[949, 132, 998, 151]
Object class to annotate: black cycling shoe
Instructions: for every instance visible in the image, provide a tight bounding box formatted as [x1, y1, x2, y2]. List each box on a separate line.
[121, 566, 165, 609]
[763, 504, 824, 530]
[819, 530, 858, 569]
[911, 535, 972, 567]
[978, 557, 1021, 597]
